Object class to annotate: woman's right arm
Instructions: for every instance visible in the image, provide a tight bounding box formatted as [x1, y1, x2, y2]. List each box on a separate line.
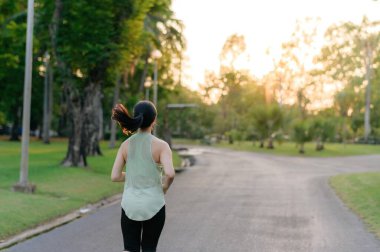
[160, 142, 175, 194]
[111, 142, 127, 182]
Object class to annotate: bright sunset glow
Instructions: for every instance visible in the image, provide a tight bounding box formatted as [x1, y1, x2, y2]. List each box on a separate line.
[172, 0, 380, 91]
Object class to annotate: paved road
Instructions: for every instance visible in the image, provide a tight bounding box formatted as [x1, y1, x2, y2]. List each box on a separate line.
[5, 147, 380, 252]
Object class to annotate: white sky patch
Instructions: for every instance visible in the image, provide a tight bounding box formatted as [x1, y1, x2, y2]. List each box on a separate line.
[172, 0, 380, 91]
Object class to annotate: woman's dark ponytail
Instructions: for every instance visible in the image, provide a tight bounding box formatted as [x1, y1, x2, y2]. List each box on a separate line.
[111, 104, 144, 135]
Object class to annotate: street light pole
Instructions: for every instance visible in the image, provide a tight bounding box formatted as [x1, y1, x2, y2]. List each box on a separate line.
[153, 59, 158, 107]
[13, 0, 36, 193]
[153, 60, 158, 135]
[144, 77, 152, 101]
[151, 49, 162, 135]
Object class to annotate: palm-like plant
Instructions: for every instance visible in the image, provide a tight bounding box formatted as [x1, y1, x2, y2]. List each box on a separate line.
[293, 120, 312, 154]
[310, 117, 335, 151]
[252, 104, 283, 149]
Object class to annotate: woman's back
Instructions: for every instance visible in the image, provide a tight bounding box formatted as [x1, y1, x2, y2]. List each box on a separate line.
[121, 131, 165, 221]
[126, 132, 162, 188]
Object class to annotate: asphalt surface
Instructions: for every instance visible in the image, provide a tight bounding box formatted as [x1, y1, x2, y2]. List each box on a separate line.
[4, 146, 380, 252]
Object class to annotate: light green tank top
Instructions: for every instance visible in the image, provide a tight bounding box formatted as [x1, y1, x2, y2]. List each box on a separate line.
[121, 131, 165, 221]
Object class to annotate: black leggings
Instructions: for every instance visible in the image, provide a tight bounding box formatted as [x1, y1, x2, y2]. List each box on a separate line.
[121, 206, 165, 252]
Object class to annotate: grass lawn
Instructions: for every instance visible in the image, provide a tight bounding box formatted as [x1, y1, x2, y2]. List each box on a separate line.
[329, 172, 380, 239]
[0, 138, 181, 240]
[172, 138, 380, 157]
[172, 151, 182, 169]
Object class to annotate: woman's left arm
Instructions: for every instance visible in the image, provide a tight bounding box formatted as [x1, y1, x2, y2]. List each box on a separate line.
[111, 143, 127, 182]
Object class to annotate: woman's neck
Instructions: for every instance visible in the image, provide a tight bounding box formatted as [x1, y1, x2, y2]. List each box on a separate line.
[138, 128, 152, 134]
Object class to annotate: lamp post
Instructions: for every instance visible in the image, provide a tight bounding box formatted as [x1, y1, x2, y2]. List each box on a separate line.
[151, 49, 162, 135]
[13, 0, 36, 193]
[144, 76, 152, 101]
[151, 49, 162, 106]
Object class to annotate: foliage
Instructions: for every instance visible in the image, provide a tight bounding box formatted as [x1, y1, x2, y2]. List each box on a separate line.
[310, 117, 335, 142]
[292, 119, 313, 153]
[251, 104, 283, 148]
[309, 117, 335, 150]
[0, 1, 44, 139]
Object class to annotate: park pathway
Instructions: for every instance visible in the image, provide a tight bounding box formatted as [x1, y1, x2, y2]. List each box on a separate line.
[4, 146, 380, 252]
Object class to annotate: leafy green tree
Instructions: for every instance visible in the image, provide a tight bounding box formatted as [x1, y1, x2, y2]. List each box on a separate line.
[292, 119, 312, 154]
[251, 104, 283, 149]
[251, 106, 269, 148]
[333, 88, 356, 143]
[20, 0, 152, 165]
[317, 17, 380, 142]
[107, 0, 186, 148]
[310, 117, 335, 151]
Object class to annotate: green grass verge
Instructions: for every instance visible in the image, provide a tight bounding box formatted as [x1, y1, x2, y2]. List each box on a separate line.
[172, 138, 201, 145]
[172, 139, 380, 157]
[329, 172, 380, 239]
[172, 151, 182, 170]
[0, 138, 181, 240]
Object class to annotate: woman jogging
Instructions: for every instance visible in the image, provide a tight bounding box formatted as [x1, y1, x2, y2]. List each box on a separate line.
[111, 101, 175, 252]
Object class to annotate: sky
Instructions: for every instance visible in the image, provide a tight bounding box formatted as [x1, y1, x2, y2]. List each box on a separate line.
[171, 0, 380, 91]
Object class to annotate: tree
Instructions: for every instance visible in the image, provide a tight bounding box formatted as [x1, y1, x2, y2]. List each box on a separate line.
[219, 34, 246, 72]
[278, 18, 321, 112]
[251, 104, 283, 149]
[0, 0, 43, 141]
[292, 120, 312, 154]
[334, 88, 356, 143]
[36, 0, 160, 166]
[317, 17, 380, 142]
[310, 117, 335, 151]
[108, 0, 186, 148]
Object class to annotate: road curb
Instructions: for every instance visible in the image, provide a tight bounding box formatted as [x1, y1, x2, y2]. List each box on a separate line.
[0, 193, 122, 251]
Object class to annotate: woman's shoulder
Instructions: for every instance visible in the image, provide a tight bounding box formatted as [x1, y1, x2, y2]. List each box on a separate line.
[151, 136, 170, 149]
[119, 138, 130, 150]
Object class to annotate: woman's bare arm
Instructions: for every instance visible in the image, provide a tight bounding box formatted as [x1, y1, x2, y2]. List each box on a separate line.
[160, 142, 175, 194]
[111, 142, 126, 182]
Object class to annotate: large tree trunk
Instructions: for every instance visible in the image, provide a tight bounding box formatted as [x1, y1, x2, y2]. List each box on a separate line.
[62, 88, 87, 167]
[42, 51, 53, 144]
[267, 136, 274, 149]
[61, 82, 103, 164]
[109, 76, 121, 148]
[84, 82, 102, 156]
[315, 137, 324, 151]
[299, 143, 305, 154]
[98, 97, 104, 141]
[259, 139, 264, 148]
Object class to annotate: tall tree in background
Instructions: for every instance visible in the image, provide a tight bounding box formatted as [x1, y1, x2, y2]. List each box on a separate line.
[108, 0, 157, 149]
[37, 0, 158, 166]
[108, 0, 185, 148]
[219, 34, 246, 72]
[318, 17, 380, 142]
[361, 18, 380, 140]
[279, 18, 321, 114]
